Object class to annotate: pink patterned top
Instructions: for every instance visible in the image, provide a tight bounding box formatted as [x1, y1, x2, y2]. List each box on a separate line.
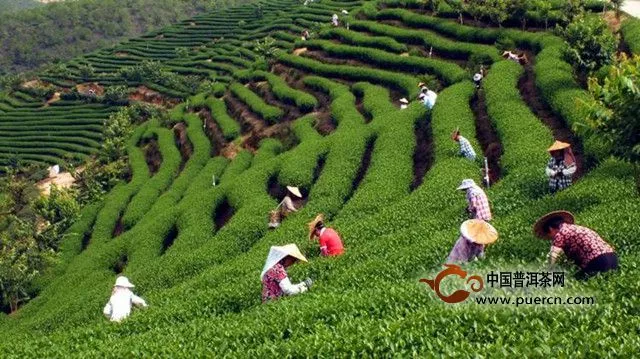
[261, 263, 288, 302]
[552, 223, 615, 269]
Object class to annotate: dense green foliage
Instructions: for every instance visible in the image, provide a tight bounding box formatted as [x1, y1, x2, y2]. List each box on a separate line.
[0, 0, 256, 73]
[583, 55, 640, 166]
[0, 0, 638, 356]
[0, 0, 40, 14]
[621, 17, 640, 55]
[558, 13, 618, 73]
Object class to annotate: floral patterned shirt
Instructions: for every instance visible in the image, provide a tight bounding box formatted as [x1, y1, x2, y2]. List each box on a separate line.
[262, 263, 288, 302]
[551, 223, 615, 269]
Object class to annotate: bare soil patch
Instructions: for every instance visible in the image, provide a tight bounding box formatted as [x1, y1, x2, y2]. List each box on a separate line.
[410, 116, 434, 190]
[172, 122, 193, 170]
[76, 82, 104, 96]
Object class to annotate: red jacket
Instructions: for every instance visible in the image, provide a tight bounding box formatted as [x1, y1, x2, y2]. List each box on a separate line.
[318, 228, 344, 256]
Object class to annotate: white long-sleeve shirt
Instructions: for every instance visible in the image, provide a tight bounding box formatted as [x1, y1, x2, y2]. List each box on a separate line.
[103, 288, 147, 322]
[279, 277, 308, 295]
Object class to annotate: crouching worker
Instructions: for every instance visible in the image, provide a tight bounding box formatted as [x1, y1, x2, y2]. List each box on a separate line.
[308, 214, 344, 256]
[534, 211, 618, 280]
[269, 186, 304, 229]
[447, 219, 498, 263]
[261, 244, 313, 302]
[103, 276, 148, 322]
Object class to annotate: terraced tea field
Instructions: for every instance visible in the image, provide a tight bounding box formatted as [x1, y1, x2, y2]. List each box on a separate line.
[1, 0, 639, 356]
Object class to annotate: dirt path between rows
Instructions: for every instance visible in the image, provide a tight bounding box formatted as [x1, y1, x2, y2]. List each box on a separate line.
[470, 91, 502, 184]
[518, 51, 586, 179]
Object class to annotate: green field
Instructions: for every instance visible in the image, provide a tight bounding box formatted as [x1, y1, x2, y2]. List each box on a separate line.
[1, 0, 639, 356]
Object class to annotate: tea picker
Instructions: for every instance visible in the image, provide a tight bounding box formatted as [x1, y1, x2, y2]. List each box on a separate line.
[447, 219, 498, 263]
[451, 127, 476, 161]
[268, 186, 303, 228]
[399, 98, 409, 110]
[456, 179, 492, 222]
[308, 214, 344, 257]
[261, 244, 313, 302]
[545, 141, 576, 193]
[417, 83, 438, 110]
[103, 276, 148, 322]
[534, 211, 618, 280]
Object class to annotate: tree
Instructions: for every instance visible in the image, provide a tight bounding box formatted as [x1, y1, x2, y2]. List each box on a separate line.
[559, 14, 618, 73]
[508, 0, 531, 30]
[466, 0, 486, 22]
[582, 54, 640, 190]
[78, 64, 95, 81]
[535, 0, 553, 30]
[485, 0, 509, 27]
[0, 217, 55, 313]
[175, 47, 189, 58]
[448, 0, 465, 24]
[254, 4, 263, 18]
[102, 107, 134, 162]
[253, 37, 279, 61]
[103, 85, 130, 105]
[610, 0, 625, 19]
[561, 0, 585, 25]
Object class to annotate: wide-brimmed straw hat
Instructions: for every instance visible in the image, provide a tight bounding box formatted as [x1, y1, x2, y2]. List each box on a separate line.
[547, 140, 571, 153]
[533, 211, 575, 239]
[456, 178, 476, 191]
[287, 186, 303, 198]
[400, 98, 409, 104]
[261, 244, 308, 279]
[114, 276, 135, 288]
[460, 219, 498, 245]
[308, 214, 324, 240]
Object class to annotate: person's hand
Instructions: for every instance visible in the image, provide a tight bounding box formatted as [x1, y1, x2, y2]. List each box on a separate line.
[304, 277, 313, 289]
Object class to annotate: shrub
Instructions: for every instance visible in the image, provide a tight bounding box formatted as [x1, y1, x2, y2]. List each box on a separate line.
[621, 18, 640, 55]
[229, 82, 284, 124]
[558, 13, 617, 73]
[279, 53, 418, 97]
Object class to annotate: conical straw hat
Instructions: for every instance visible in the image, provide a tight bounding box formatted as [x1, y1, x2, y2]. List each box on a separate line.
[533, 211, 575, 239]
[460, 219, 498, 245]
[547, 141, 571, 152]
[260, 244, 308, 279]
[308, 214, 324, 239]
[287, 186, 303, 198]
[400, 98, 409, 104]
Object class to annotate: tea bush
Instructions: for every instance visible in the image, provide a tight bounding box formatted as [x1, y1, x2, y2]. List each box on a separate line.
[229, 82, 284, 123]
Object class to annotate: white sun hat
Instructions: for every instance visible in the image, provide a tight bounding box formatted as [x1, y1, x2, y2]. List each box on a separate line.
[261, 244, 308, 279]
[400, 98, 409, 104]
[456, 178, 476, 191]
[473, 73, 483, 82]
[341, 9, 349, 14]
[287, 186, 303, 198]
[114, 276, 135, 288]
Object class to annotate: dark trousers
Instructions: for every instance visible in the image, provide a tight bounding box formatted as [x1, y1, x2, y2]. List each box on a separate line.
[575, 253, 618, 280]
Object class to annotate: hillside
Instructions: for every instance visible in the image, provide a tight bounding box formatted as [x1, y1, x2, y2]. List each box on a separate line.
[0, 0, 255, 73]
[1, 0, 640, 356]
[0, 0, 41, 14]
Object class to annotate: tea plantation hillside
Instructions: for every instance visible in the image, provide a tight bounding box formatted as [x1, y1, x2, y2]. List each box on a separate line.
[1, 0, 639, 356]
